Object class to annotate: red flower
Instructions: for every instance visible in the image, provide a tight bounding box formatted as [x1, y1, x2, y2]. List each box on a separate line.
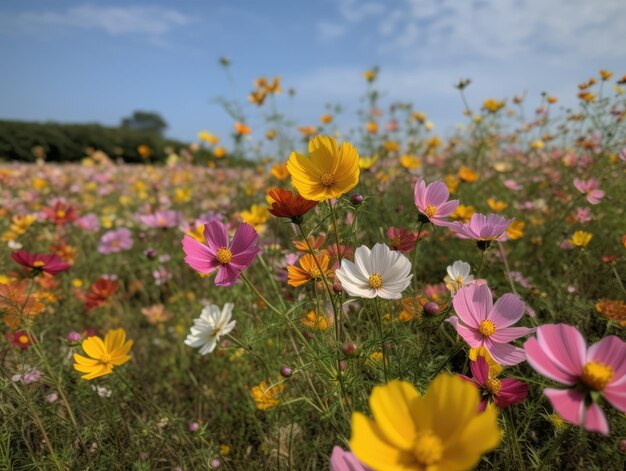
[11, 250, 70, 276]
[386, 226, 418, 253]
[42, 200, 78, 225]
[82, 278, 120, 311]
[267, 188, 318, 223]
[11, 331, 35, 350]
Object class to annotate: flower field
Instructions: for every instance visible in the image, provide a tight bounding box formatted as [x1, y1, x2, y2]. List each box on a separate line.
[1, 69, 626, 470]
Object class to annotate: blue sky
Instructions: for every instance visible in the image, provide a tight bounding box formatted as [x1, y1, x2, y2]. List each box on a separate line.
[1, 0, 625, 143]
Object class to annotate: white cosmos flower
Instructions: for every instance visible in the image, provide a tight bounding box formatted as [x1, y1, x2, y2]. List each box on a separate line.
[184, 303, 236, 355]
[444, 261, 474, 294]
[335, 243, 412, 299]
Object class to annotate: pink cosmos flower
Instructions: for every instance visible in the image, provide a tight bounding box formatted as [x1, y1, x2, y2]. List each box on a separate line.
[413, 178, 459, 227]
[459, 355, 529, 411]
[98, 228, 134, 254]
[74, 213, 100, 232]
[330, 446, 369, 471]
[448, 284, 534, 366]
[450, 213, 513, 243]
[573, 178, 604, 205]
[524, 324, 626, 435]
[575, 207, 592, 223]
[386, 226, 417, 253]
[503, 179, 522, 191]
[137, 210, 183, 228]
[182, 220, 260, 286]
[11, 250, 70, 275]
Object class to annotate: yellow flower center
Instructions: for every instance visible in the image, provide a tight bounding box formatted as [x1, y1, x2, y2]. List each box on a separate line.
[99, 352, 112, 367]
[485, 377, 502, 395]
[320, 171, 335, 187]
[215, 247, 233, 265]
[412, 430, 443, 466]
[309, 266, 321, 279]
[455, 275, 464, 283]
[479, 320, 496, 337]
[368, 273, 383, 289]
[424, 204, 437, 219]
[18, 335, 29, 344]
[33, 261, 45, 267]
[581, 361, 613, 391]
[56, 210, 66, 218]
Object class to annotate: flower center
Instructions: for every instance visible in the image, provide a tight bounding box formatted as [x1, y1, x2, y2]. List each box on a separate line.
[18, 335, 29, 344]
[581, 361, 614, 391]
[320, 171, 335, 187]
[309, 266, 321, 279]
[412, 430, 443, 466]
[479, 319, 496, 337]
[455, 275, 464, 283]
[424, 204, 437, 219]
[99, 352, 112, 367]
[56, 210, 66, 218]
[33, 261, 45, 268]
[368, 273, 383, 289]
[215, 247, 233, 265]
[390, 236, 401, 250]
[485, 377, 502, 395]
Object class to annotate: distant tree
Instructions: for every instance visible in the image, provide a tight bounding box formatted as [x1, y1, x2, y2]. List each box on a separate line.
[120, 111, 168, 135]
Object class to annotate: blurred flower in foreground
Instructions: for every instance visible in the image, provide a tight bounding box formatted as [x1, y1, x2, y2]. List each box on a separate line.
[11, 250, 70, 276]
[184, 303, 236, 355]
[350, 374, 501, 470]
[524, 324, 626, 435]
[73, 328, 133, 380]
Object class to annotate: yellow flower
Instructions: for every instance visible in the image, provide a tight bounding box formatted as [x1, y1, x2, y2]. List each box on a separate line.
[570, 231, 592, 248]
[286, 136, 359, 202]
[506, 220, 525, 240]
[73, 329, 133, 380]
[458, 166, 479, 182]
[444, 175, 460, 194]
[198, 130, 219, 145]
[241, 204, 270, 231]
[271, 163, 289, 180]
[483, 99, 505, 113]
[411, 112, 426, 123]
[213, 146, 226, 158]
[363, 69, 378, 82]
[531, 140, 545, 150]
[400, 155, 421, 170]
[451, 205, 475, 222]
[350, 374, 501, 470]
[599, 69, 613, 81]
[300, 311, 332, 331]
[320, 113, 333, 124]
[10, 214, 36, 235]
[366, 122, 378, 134]
[250, 379, 284, 410]
[359, 155, 379, 170]
[174, 188, 192, 203]
[265, 129, 277, 140]
[487, 198, 508, 212]
[383, 141, 400, 152]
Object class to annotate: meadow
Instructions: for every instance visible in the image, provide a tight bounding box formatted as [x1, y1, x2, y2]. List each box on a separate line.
[1, 68, 625, 470]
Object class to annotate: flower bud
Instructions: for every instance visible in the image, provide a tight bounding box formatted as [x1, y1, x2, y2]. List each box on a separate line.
[338, 360, 347, 372]
[350, 194, 364, 205]
[342, 341, 357, 356]
[280, 366, 292, 377]
[423, 302, 440, 316]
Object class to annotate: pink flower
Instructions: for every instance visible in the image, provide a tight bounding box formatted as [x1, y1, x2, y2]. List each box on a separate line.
[503, 179, 522, 191]
[573, 178, 604, 205]
[575, 207, 592, 223]
[330, 446, 369, 471]
[98, 228, 134, 254]
[386, 226, 417, 253]
[524, 324, 626, 435]
[137, 210, 183, 228]
[11, 250, 70, 276]
[74, 213, 100, 232]
[459, 355, 529, 411]
[448, 284, 534, 366]
[413, 179, 459, 226]
[182, 220, 260, 286]
[450, 213, 513, 244]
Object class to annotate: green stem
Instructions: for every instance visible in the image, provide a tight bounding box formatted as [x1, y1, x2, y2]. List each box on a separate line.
[412, 221, 425, 295]
[374, 298, 389, 382]
[537, 429, 568, 471]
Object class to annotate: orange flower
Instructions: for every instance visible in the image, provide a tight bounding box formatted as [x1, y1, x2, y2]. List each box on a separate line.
[270, 163, 289, 180]
[0, 280, 45, 329]
[298, 126, 317, 137]
[248, 90, 267, 106]
[234, 122, 251, 135]
[137, 145, 152, 159]
[287, 252, 333, 287]
[213, 146, 226, 158]
[300, 310, 332, 330]
[320, 114, 333, 124]
[267, 188, 318, 223]
[365, 122, 378, 134]
[293, 234, 326, 252]
[459, 166, 479, 182]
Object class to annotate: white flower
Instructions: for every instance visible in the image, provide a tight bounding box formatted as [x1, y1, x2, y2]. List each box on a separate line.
[335, 243, 412, 299]
[185, 303, 236, 355]
[444, 260, 474, 294]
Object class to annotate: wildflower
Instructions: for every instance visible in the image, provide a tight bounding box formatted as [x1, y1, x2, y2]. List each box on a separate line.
[363, 68, 377, 82]
[42, 200, 78, 225]
[570, 230, 593, 248]
[448, 283, 533, 366]
[287, 252, 333, 287]
[450, 213, 514, 246]
[320, 113, 333, 124]
[73, 328, 133, 380]
[350, 374, 501, 470]
[46, 392, 59, 403]
[198, 130, 219, 145]
[483, 98, 505, 112]
[387, 226, 417, 253]
[270, 163, 289, 180]
[0, 280, 45, 329]
[182, 220, 260, 286]
[444, 174, 460, 193]
[66, 331, 82, 343]
[530, 140, 545, 150]
[524, 324, 626, 435]
[487, 198, 508, 212]
[250, 379, 284, 410]
[293, 234, 326, 252]
[506, 220, 525, 240]
[469, 346, 502, 376]
[399, 155, 421, 170]
[595, 299, 626, 327]
[336, 243, 412, 300]
[11, 250, 70, 276]
[444, 260, 475, 294]
[329, 447, 368, 471]
[98, 228, 134, 254]
[267, 188, 318, 224]
[12, 367, 43, 385]
[82, 278, 120, 311]
[240, 204, 270, 231]
[599, 69, 613, 81]
[573, 178, 604, 205]
[141, 304, 173, 325]
[451, 204, 475, 222]
[75, 213, 100, 232]
[184, 303, 236, 355]
[413, 179, 459, 226]
[234, 122, 251, 135]
[300, 311, 332, 331]
[213, 147, 226, 158]
[137, 210, 182, 229]
[11, 331, 34, 350]
[137, 145, 152, 158]
[286, 136, 360, 201]
[459, 355, 528, 411]
[359, 155, 379, 170]
[458, 166, 479, 182]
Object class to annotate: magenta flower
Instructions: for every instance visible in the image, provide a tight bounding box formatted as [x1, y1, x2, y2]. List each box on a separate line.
[11, 250, 70, 275]
[573, 178, 604, 205]
[448, 283, 534, 366]
[182, 220, 260, 286]
[413, 178, 459, 226]
[459, 355, 529, 411]
[98, 228, 134, 254]
[137, 210, 183, 228]
[450, 213, 513, 243]
[74, 213, 100, 232]
[330, 446, 369, 471]
[524, 324, 626, 435]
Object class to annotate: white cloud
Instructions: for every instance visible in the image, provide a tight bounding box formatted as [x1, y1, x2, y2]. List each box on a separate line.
[12, 4, 192, 36]
[317, 21, 348, 41]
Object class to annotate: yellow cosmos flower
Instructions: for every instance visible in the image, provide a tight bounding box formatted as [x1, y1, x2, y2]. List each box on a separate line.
[250, 379, 284, 410]
[271, 163, 290, 180]
[570, 231, 592, 248]
[483, 99, 505, 113]
[444, 175, 460, 194]
[286, 136, 360, 202]
[366, 122, 378, 134]
[300, 311, 332, 331]
[73, 329, 133, 380]
[458, 166, 479, 182]
[507, 220, 525, 240]
[451, 205, 475, 222]
[487, 198, 508, 212]
[384, 140, 400, 152]
[350, 374, 501, 471]
[469, 346, 503, 377]
[320, 113, 333, 124]
[400, 155, 421, 170]
[241, 204, 270, 231]
[213, 146, 227, 158]
[359, 155, 379, 170]
[198, 130, 219, 145]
